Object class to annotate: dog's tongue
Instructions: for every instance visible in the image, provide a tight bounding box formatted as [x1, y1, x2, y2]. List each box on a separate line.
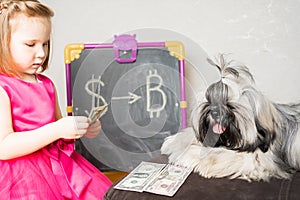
[213, 123, 226, 134]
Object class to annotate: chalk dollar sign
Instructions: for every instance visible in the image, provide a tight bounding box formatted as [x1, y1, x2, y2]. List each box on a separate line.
[84, 74, 108, 116]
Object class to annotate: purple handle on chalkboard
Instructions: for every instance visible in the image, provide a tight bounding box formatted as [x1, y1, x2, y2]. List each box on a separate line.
[112, 34, 137, 63]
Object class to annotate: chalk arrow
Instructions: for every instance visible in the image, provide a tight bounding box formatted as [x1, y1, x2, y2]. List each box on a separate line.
[112, 92, 141, 104]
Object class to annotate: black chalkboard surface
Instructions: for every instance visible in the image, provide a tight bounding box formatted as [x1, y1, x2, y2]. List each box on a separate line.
[68, 42, 184, 172]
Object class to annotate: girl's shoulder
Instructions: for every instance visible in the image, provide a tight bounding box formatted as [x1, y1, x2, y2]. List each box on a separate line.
[36, 73, 52, 82]
[0, 74, 13, 86]
[0, 73, 10, 80]
[0, 74, 14, 99]
[0, 73, 56, 94]
[0, 73, 53, 83]
[36, 74, 55, 89]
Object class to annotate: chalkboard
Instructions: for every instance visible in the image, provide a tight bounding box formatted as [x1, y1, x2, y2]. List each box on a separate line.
[66, 40, 185, 172]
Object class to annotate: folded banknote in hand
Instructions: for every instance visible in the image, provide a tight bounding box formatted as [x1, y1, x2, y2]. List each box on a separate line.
[89, 104, 108, 125]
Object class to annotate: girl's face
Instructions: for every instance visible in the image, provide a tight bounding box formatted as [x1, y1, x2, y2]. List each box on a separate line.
[9, 14, 51, 81]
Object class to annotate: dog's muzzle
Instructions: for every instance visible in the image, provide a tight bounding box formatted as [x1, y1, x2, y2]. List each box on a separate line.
[210, 107, 227, 134]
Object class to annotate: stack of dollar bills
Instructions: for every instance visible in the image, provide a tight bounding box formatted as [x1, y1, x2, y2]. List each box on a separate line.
[114, 161, 193, 197]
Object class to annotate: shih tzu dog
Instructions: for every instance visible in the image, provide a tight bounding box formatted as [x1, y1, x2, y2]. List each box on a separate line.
[161, 54, 300, 181]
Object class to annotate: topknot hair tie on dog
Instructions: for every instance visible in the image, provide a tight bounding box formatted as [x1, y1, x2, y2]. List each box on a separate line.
[207, 54, 254, 84]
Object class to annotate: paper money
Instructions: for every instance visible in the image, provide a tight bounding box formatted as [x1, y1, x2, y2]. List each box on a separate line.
[114, 161, 166, 192]
[114, 161, 192, 196]
[89, 104, 108, 125]
[144, 164, 193, 196]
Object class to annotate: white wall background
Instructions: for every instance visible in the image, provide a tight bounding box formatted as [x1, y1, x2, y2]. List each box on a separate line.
[41, 0, 300, 116]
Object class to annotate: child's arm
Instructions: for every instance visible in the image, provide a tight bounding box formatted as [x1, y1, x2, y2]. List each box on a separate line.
[0, 86, 90, 160]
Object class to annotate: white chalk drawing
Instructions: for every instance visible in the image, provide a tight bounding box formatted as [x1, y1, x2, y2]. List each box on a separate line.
[84, 69, 167, 119]
[146, 69, 167, 118]
[85, 74, 108, 117]
[111, 92, 141, 104]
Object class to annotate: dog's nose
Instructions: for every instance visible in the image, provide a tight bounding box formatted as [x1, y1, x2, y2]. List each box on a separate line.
[211, 110, 220, 120]
[210, 105, 223, 120]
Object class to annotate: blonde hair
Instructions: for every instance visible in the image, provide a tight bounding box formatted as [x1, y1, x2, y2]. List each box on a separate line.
[0, 0, 54, 77]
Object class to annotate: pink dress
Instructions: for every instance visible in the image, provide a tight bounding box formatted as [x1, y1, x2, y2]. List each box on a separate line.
[0, 74, 112, 199]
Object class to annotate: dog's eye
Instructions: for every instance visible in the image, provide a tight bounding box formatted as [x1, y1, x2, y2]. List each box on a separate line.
[226, 104, 234, 110]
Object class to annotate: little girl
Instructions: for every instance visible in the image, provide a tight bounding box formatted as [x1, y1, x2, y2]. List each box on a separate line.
[0, 0, 112, 199]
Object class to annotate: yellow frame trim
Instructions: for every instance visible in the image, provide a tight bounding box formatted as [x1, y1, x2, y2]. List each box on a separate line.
[66, 106, 73, 113]
[165, 41, 185, 61]
[64, 43, 84, 64]
[180, 101, 188, 108]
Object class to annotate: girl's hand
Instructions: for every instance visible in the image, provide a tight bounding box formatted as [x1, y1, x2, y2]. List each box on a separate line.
[55, 116, 89, 139]
[85, 119, 102, 138]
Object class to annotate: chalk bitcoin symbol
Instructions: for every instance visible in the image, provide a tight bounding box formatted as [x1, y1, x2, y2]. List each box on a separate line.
[85, 74, 108, 117]
[146, 69, 167, 118]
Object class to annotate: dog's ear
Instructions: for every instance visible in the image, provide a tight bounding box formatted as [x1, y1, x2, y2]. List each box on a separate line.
[242, 89, 277, 153]
[255, 119, 275, 153]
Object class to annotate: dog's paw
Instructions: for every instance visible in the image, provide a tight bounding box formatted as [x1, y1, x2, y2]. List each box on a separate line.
[193, 148, 249, 179]
[161, 127, 196, 162]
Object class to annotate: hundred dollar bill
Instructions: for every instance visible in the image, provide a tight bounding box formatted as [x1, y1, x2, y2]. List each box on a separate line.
[88, 104, 108, 125]
[114, 161, 166, 192]
[144, 164, 193, 197]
